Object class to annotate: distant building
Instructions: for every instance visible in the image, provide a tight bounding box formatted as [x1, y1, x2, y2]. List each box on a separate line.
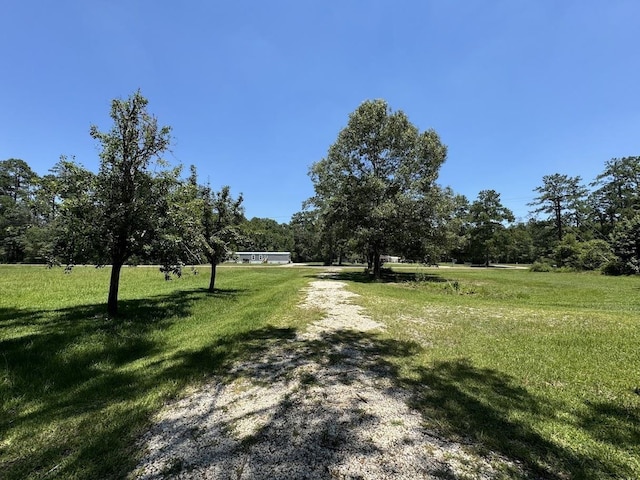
[380, 255, 401, 263]
[235, 252, 291, 264]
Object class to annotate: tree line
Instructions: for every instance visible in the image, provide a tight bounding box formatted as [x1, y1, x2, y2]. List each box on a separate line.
[300, 99, 639, 277]
[2, 94, 639, 311]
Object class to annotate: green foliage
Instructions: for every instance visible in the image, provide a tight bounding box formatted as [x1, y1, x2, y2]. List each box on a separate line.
[290, 209, 323, 262]
[578, 239, 615, 271]
[466, 189, 514, 265]
[87, 91, 175, 315]
[198, 184, 244, 291]
[529, 173, 587, 241]
[608, 213, 640, 274]
[239, 217, 293, 252]
[308, 99, 447, 277]
[589, 156, 640, 236]
[0, 159, 39, 262]
[529, 260, 554, 272]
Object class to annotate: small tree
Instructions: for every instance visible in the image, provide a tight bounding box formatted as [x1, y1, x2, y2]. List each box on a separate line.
[89, 91, 172, 315]
[199, 184, 244, 292]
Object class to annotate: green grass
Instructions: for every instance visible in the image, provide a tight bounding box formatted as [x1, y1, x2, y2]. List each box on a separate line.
[340, 267, 640, 479]
[0, 265, 318, 479]
[2, 265, 639, 479]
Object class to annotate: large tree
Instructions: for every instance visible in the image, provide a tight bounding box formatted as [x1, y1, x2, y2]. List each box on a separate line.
[529, 173, 587, 241]
[89, 91, 173, 315]
[309, 99, 447, 278]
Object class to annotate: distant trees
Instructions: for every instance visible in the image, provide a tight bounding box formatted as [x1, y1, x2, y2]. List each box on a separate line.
[589, 156, 640, 236]
[239, 217, 293, 253]
[529, 174, 587, 241]
[308, 99, 447, 278]
[3, 96, 640, 285]
[467, 190, 514, 266]
[0, 159, 39, 262]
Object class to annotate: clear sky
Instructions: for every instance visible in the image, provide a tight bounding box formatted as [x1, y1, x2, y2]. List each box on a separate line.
[2, 1, 639, 222]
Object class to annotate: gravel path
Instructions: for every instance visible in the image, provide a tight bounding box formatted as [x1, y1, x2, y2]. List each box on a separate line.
[132, 272, 517, 479]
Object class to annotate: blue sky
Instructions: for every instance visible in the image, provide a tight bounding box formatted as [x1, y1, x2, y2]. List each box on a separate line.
[2, 1, 639, 222]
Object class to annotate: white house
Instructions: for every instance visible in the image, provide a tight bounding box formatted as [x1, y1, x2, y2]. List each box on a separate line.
[235, 252, 291, 264]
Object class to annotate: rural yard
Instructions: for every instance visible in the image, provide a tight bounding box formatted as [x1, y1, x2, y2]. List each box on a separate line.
[1, 264, 639, 479]
[134, 271, 520, 479]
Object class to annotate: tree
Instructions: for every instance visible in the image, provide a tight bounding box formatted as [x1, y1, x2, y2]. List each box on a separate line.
[290, 209, 322, 263]
[46, 157, 98, 266]
[501, 223, 535, 264]
[239, 217, 293, 252]
[89, 91, 172, 315]
[199, 184, 244, 292]
[308, 99, 447, 278]
[467, 190, 514, 265]
[589, 156, 640, 235]
[608, 213, 640, 274]
[529, 173, 587, 241]
[0, 159, 39, 262]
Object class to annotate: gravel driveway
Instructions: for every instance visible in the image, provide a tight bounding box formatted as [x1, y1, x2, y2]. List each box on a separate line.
[132, 272, 518, 479]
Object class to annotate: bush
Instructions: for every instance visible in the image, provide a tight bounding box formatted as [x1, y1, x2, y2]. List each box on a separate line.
[577, 240, 614, 271]
[601, 259, 639, 276]
[530, 261, 553, 272]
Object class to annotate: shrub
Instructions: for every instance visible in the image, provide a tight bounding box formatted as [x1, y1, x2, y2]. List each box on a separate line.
[530, 261, 553, 272]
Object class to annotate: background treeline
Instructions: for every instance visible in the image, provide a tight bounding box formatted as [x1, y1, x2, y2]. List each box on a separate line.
[0, 157, 294, 265]
[3, 154, 639, 274]
[2, 95, 639, 277]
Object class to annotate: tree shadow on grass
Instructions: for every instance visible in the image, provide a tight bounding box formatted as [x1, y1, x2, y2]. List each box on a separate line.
[335, 269, 448, 284]
[2, 294, 636, 479]
[0, 287, 278, 480]
[404, 359, 638, 479]
[133, 328, 636, 479]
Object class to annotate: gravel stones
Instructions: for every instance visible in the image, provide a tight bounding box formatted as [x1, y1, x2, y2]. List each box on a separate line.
[133, 275, 519, 479]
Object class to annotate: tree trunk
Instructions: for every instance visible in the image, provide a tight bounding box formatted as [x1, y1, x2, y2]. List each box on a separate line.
[208, 262, 217, 292]
[366, 251, 373, 272]
[373, 250, 382, 279]
[107, 262, 123, 316]
[554, 199, 563, 240]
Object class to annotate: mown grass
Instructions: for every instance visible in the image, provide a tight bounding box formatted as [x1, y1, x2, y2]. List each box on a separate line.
[3, 264, 639, 479]
[341, 267, 640, 479]
[0, 265, 318, 479]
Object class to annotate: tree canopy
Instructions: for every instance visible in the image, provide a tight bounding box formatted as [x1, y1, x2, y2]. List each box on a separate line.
[87, 91, 174, 315]
[308, 99, 447, 277]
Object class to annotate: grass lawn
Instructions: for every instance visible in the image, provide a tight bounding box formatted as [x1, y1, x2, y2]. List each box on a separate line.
[0, 265, 318, 479]
[1, 264, 639, 479]
[339, 267, 640, 479]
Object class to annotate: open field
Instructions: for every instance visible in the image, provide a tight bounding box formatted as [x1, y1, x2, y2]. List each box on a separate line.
[1, 264, 639, 478]
[339, 267, 640, 479]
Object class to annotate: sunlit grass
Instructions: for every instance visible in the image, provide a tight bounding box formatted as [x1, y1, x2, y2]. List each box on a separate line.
[0, 265, 317, 479]
[2, 264, 639, 478]
[341, 267, 640, 479]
